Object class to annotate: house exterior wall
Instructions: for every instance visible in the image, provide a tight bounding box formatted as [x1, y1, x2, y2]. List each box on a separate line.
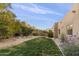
[54, 22, 59, 38]
[57, 4, 79, 37]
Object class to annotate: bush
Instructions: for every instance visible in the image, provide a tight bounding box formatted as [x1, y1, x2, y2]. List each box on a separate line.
[32, 31, 39, 36]
[0, 26, 10, 39]
[21, 27, 33, 36]
[48, 30, 53, 38]
[14, 33, 21, 37]
[32, 30, 48, 36]
[25, 28, 33, 36]
[63, 44, 79, 56]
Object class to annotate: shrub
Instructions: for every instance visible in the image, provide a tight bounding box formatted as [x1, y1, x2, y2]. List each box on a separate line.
[0, 26, 9, 39]
[48, 30, 53, 38]
[14, 32, 21, 37]
[21, 27, 33, 36]
[25, 28, 33, 36]
[32, 31, 39, 36]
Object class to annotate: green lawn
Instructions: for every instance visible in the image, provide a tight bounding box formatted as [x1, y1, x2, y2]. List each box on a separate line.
[0, 37, 62, 56]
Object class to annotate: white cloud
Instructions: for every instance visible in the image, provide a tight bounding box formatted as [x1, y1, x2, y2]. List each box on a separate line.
[13, 3, 63, 15]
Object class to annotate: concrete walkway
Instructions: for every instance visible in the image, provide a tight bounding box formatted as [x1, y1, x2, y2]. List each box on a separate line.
[0, 36, 40, 49]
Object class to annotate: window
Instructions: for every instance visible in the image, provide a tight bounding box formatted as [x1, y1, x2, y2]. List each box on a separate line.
[67, 28, 72, 35]
[72, 10, 76, 13]
[66, 24, 73, 35]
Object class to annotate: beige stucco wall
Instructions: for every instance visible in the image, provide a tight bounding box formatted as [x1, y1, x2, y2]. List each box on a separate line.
[58, 4, 79, 37]
[72, 4, 79, 36]
[73, 14, 79, 36]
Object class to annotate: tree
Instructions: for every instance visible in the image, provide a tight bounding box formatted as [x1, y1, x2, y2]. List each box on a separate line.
[19, 21, 33, 36]
[0, 3, 11, 13]
[48, 30, 53, 38]
[54, 22, 59, 38]
[0, 3, 33, 40]
[0, 3, 17, 38]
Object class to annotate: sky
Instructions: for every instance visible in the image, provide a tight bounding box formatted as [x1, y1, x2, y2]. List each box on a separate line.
[10, 3, 73, 30]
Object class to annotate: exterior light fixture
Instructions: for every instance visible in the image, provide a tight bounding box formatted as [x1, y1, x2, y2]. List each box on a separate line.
[72, 10, 76, 13]
[70, 24, 73, 27]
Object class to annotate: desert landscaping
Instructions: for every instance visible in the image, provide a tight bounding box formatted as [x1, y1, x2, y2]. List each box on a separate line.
[0, 3, 79, 56]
